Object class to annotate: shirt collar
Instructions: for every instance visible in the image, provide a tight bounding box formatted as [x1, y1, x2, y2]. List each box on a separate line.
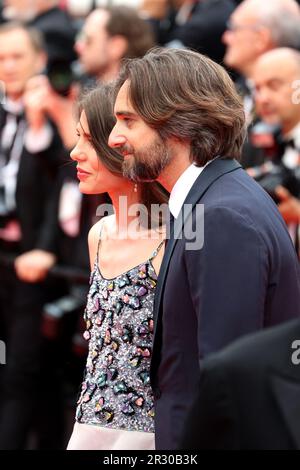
[169, 163, 204, 219]
[3, 97, 24, 115]
[285, 122, 300, 149]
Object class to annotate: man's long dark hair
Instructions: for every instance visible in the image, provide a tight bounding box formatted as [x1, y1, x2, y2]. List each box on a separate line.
[115, 48, 247, 166]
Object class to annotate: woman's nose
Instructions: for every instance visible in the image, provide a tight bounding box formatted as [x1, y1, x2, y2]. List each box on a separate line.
[70, 144, 85, 162]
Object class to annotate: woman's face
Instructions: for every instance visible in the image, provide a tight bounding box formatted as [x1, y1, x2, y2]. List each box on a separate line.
[70, 110, 126, 195]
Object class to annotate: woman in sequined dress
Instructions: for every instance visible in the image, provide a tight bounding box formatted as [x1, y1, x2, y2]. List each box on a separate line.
[67, 84, 168, 450]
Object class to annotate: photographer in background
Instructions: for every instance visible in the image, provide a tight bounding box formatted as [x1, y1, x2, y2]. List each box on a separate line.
[222, 0, 300, 125]
[2, 1, 77, 115]
[250, 48, 300, 252]
[0, 22, 68, 449]
[75, 5, 155, 85]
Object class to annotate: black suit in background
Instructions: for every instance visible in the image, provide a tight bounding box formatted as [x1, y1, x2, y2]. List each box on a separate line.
[151, 0, 235, 65]
[180, 318, 300, 450]
[150, 158, 300, 450]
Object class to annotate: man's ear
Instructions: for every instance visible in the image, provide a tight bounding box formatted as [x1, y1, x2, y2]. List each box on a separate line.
[256, 26, 273, 54]
[109, 35, 128, 62]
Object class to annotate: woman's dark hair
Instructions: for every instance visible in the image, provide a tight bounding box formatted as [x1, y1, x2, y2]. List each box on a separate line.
[115, 48, 247, 166]
[77, 83, 168, 227]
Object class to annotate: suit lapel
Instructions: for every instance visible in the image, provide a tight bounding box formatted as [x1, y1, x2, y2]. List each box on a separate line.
[153, 158, 242, 334]
[270, 373, 300, 449]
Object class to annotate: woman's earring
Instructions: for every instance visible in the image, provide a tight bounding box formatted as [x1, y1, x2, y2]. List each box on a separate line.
[133, 183, 138, 193]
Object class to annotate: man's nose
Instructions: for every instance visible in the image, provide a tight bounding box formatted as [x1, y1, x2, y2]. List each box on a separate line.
[222, 29, 233, 46]
[254, 88, 269, 105]
[108, 125, 127, 149]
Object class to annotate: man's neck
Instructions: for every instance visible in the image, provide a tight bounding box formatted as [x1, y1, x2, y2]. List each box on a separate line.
[158, 162, 191, 193]
[157, 142, 192, 192]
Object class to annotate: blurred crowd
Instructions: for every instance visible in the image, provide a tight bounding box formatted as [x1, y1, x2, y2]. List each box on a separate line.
[0, 0, 299, 449]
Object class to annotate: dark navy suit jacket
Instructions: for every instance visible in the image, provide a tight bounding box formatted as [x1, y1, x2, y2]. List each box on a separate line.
[150, 158, 300, 449]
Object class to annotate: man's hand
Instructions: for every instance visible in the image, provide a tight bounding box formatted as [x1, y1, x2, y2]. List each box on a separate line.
[23, 75, 52, 131]
[15, 250, 56, 283]
[24, 75, 79, 148]
[275, 185, 300, 224]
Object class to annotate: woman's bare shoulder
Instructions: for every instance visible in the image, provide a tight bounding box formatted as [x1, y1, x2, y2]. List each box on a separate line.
[88, 215, 115, 247]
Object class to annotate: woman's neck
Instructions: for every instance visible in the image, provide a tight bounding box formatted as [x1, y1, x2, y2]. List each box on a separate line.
[108, 186, 143, 238]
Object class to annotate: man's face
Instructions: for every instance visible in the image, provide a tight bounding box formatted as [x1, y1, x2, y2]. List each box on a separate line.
[0, 29, 45, 100]
[252, 55, 300, 128]
[108, 80, 172, 182]
[222, 6, 265, 74]
[75, 9, 112, 78]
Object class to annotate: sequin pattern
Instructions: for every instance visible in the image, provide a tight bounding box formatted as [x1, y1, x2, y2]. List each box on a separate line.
[75, 250, 161, 433]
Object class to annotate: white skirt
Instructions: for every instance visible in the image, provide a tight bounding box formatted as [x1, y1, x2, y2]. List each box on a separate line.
[67, 422, 155, 450]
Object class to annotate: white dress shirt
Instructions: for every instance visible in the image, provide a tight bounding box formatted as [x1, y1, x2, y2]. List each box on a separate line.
[283, 122, 300, 169]
[169, 163, 205, 218]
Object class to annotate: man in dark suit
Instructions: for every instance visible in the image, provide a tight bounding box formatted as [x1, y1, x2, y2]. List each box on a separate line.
[108, 48, 300, 450]
[180, 318, 300, 449]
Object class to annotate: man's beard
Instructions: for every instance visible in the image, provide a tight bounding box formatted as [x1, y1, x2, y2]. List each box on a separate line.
[122, 137, 172, 182]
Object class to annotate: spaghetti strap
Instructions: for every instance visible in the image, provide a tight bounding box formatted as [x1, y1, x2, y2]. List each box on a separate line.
[95, 222, 104, 263]
[149, 238, 166, 261]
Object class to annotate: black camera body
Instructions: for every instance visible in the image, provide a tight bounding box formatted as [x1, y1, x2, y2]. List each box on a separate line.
[47, 59, 75, 97]
[251, 161, 300, 204]
[42, 285, 87, 340]
[248, 122, 300, 203]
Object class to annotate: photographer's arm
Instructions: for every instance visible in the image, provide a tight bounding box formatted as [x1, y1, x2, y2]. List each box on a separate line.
[14, 250, 57, 283]
[14, 174, 61, 283]
[275, 186, 300, 224]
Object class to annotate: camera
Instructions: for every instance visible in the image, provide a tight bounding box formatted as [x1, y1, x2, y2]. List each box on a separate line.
[42, 285, 87, 340]
[249, 161, 300, 204]
[248, 121, 300, 203]
[47, 59, 75, 97]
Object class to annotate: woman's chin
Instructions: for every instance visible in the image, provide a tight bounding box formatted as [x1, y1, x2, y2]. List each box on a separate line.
[78, 182, 96, 194]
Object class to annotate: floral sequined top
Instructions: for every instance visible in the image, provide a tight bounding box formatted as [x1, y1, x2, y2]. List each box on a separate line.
[75, 236, 165, 434]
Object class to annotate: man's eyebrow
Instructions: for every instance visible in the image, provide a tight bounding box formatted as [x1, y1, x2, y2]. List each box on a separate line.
[115, 111, 137, 118]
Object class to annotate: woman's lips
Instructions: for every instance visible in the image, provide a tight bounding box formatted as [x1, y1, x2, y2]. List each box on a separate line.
[77, 168, 91, 180]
